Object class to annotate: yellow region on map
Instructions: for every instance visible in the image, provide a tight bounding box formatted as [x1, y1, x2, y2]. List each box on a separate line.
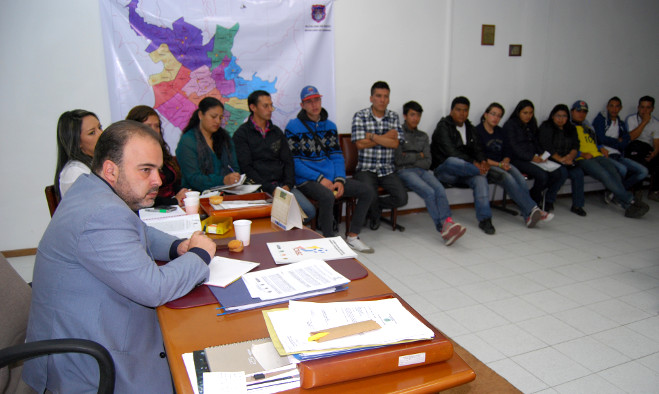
[148, 44, 182, 85]
[225, 97, 249, 111]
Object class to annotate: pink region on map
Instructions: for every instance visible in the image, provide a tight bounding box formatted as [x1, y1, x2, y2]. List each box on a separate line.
[152, 66, 191, 108]
[186, 88, 226, 108]
[157, 93, 197, 130]
[211, 58, 236, 96]
[182, 66, 216, 97]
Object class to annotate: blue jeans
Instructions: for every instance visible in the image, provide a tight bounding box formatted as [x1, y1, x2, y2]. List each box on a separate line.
[577, 156, 633, 208]
[434, 157, 492, 222]
[398, 167, 452, 231]
[488, 165, 536, 219]
[608, 155, 649, 189]
[291, 187, 316, 222]
[566, 166, 585, 208]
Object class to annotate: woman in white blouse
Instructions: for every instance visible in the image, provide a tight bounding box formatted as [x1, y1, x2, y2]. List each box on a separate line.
[54, 110, 103, 197]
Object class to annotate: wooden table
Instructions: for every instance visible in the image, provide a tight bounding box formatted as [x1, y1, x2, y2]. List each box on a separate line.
[156, 219, 475, 393]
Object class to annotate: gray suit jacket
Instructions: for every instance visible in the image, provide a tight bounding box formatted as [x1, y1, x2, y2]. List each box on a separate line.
[23, 174, 210, 393]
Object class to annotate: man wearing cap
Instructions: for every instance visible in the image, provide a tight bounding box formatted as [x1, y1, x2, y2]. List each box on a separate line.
[625, 96, 659, 201]
[285, 86, 375, 253]
[571, 100, 649, 218]
[351, 81, 408, 230]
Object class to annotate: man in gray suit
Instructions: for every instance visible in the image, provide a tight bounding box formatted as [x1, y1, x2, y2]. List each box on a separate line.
[23, 121, 217, 393]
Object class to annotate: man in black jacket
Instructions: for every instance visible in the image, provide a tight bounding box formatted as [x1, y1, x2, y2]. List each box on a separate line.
[233, 90, 315, 220]
[430, 96, 495, 234]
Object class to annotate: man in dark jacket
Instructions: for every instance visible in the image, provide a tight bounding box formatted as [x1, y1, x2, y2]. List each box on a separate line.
[233, 90, 315, 220]
[430, 96, 495, 234]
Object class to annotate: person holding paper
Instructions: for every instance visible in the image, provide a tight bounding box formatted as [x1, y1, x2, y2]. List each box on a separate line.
[176, 97, 241, 192]
[592, 97, 648, 198]
[233, 90, 315, 221]
[23, 121, 217, 393]
[570, 100, 649, 218]
[476, 102, 553, 227]
[286, 86, 375, 252]
[505, 100, 567, 213]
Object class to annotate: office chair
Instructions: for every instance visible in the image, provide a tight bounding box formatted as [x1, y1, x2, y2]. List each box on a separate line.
[339, 134, 402, 231]
[44, 185, 60, 217]
[0, 253, 115, 394]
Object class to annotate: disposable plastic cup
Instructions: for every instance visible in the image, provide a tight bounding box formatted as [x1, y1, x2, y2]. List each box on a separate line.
[233, 219, 252, 246]
[183, 197, 199, 215]
[185, 191, 200, 199]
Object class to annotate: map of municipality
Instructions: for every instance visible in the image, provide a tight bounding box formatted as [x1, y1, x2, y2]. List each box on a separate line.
[100, 0, 335, 140]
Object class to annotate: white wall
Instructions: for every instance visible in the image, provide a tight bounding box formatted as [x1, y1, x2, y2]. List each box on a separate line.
[1, 0, 658, 250]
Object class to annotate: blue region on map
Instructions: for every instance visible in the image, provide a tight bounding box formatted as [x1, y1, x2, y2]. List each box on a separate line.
[224, 57, 277, 98]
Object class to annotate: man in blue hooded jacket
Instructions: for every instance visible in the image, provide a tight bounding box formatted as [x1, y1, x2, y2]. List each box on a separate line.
[286, 86, 375, 253]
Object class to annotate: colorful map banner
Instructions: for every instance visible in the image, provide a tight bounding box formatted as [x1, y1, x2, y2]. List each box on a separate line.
[99, 0, 335, 150]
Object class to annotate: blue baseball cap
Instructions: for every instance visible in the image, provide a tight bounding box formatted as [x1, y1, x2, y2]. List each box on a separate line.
[571, 100, 589, 111]
[300, 85, 322, 102]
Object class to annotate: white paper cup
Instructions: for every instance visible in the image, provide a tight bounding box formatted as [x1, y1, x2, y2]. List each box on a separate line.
[233, 219, 252, 246]
[183, 197, 199, 215]
[185, 191, 200, 199]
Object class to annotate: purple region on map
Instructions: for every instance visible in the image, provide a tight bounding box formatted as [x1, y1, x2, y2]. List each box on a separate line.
[211, 57, 236, 96]
[128, 0, 213, 72]
[157, 93, 198, 130]
[182, 66, 216, 97]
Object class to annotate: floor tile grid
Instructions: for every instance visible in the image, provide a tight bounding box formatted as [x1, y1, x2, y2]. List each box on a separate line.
[350, 194, 659, 393]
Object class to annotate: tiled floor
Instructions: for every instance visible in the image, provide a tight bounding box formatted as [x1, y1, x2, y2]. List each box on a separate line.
[8, 193, 659, 393]
[351, 193, 659, 393]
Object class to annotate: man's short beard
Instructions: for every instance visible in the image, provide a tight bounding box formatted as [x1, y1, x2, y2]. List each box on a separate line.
[115, 172, 159, 211]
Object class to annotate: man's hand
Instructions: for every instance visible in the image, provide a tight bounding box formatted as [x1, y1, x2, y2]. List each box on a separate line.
[532, 155, 544, 163]
[600, 147, 609, 158]
[183, 231, 217, 258]
[282, 185, 291, 192]
[332, 182, 345, 199]
[582, 153, 594, 160]
[646, 152, 657, 162]
[320, 178, 334, 190]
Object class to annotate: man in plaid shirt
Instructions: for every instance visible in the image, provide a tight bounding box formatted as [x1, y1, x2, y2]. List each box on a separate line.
[351, 81, 408, 230]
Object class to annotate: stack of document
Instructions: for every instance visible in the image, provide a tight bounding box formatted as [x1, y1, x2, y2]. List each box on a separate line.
[183, 338, 300, 394]
[138, 206, 201, 238]
[264, 298, 435, 357]
[209, 259, 350, 314]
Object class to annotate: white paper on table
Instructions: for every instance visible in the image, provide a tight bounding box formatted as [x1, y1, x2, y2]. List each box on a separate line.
[242, 259, 349, 301]
[223, 184, 262, 195]
[212, 200, 270, 210]
[203, 371, 247, 393]
[266, 237, 357, 264]
[138, 205, 185, 220]
[267, 298, 434, 354]
[141, 213, 201, 238]
[205, 257, 260, 288]
[182, 352, 200, 394]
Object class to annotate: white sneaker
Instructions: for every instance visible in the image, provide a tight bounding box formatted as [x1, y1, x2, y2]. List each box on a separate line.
[540, 211, 554, 222]
[346, 236, 374, 253]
